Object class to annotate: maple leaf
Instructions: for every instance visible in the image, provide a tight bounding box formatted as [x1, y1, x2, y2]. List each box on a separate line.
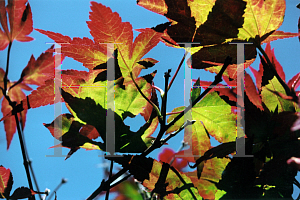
[138, 0, 300, 79]
[0, 0, 33, 50]
[87, 2, 164, 82]
[167, 92, 237, 145]
[1, 81, 31, 149]
[34, 29, 109, 70]
[0, 70, 87, 123]
[43, 113, 103, 159]
[36, 2, 162, 83]
[53, 88, 156, 154]
[249, 43, 298, 112]
[17, 45, 62, 86]
[0, 166, 13, 199]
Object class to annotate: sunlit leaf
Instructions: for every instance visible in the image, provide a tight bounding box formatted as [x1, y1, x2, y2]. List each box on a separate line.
[0, 0, 33, 50]
[35, 29, 109, 70]
[0, 166, 13, 199]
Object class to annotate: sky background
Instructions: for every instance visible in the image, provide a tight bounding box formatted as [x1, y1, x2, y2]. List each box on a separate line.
[0, 0, 300, 199]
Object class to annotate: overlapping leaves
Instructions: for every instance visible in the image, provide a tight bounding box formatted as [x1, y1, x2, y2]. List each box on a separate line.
[137, 0, 300, 79]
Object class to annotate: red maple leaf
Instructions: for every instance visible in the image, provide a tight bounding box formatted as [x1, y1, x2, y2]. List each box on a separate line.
[0, 0, 33, 50]
[0, 46, 61, 149]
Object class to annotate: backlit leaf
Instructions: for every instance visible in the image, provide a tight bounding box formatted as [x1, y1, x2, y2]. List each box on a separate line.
[19, 46, 60, 86]
[35, 29, 109, 70]
[0, 166, 13, 199]
[138, 0, 299, 79]
[1, 82, 31, 149]
[88, 2, 162, 81]
[0, 0, 33, 50]
[60, 89, 155, 153]
[167, 92, 236, 144]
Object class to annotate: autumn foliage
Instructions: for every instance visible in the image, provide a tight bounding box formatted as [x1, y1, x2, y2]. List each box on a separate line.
[1, 0, 300, 199]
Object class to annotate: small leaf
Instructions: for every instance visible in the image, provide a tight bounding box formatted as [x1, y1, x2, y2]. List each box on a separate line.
[0, 166, 13, 199]
[19, 46, 62, 86]
[0, 0, 33, 50]
[191, 78, 201, 102]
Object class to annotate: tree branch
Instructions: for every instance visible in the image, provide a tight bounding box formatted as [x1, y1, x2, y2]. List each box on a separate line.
[86, 57, 231, 199]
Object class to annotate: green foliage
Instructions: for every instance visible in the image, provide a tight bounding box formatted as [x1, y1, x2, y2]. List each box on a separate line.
[1, 0, 300, 199]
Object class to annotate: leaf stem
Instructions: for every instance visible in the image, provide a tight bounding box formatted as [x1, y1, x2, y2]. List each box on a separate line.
[3, 42, 12, 94]
[129, 72, 162, 120]
[167, 51, 188, 91]
[165, 56, 232, 133]
[141, 69, 172, 157]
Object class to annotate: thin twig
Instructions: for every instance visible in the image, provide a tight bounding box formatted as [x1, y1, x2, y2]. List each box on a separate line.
[28, 160, 42, 200]
[3, 42, 36, 200]
[105, 160, 114, 200]
[86, 168, 127, 200]
[141, 69, 172, 157]
[86, 57, 231, 199]
[169, 141, 187, 166]
[110, 174, 131, 188]
[165, 56, 232, 138]
[3, 42, 12, 93]
[169, 166, 197, 200]
[161, 120, 195, 147]
[168, 51, 188, 91]
[15, 113, 35, 200]
[130, 72, 162, 120]
[48, 178, 67, 200]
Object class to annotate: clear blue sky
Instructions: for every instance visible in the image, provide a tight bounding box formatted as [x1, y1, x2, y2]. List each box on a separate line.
[0, 1, 299, 199]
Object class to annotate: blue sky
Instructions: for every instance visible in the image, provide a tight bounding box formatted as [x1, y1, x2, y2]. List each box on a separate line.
[0, 0, 300, 199]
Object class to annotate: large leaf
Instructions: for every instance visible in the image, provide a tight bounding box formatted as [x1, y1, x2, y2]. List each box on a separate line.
[167, 92, 237, 144]
[59, 89, 155, 153]
[0, 166, 13, 199]
[261, 77, 295, 112]
[0, 0, 33, 50]
[138, 0, 299, 79]
[87, 2, 162, 81]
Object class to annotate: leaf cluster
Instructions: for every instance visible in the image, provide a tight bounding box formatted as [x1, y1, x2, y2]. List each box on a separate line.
[1, 0, 300, 199]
